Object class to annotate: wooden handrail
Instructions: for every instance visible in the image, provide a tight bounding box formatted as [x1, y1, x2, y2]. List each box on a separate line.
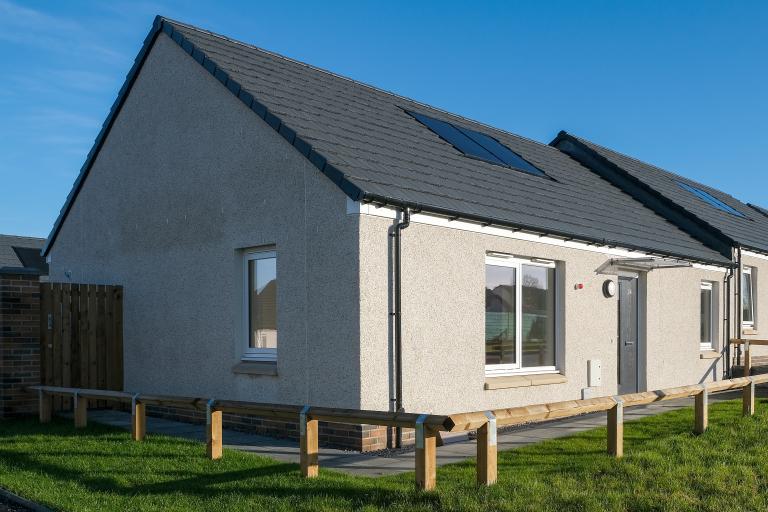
[28, 373, 768, 492]
[730, 338, 768, 345]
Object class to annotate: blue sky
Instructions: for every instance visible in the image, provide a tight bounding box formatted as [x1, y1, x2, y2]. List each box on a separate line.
[1, 0, 766, 238]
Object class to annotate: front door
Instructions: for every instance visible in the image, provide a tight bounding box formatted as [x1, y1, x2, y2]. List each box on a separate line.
[618, 276, 639, 394]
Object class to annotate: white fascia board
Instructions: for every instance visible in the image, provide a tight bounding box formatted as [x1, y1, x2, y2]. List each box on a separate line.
[742, 249, 768, 262]
[347, 198, 727, 273]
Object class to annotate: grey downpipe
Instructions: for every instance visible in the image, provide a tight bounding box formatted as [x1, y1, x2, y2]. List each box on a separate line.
[724, 265, 733, 379]
[393, 208, 410, 449]
[736, 247, 743, 368]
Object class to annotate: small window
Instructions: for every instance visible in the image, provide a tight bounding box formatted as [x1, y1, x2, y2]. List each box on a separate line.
[700, 282, 714, 350]
[243, 250, 277, 361]
[408, 110, 549, 178]
[676, 181, 746, 218]
[485, 255, 556, 375]
[743, 267, 755, 328]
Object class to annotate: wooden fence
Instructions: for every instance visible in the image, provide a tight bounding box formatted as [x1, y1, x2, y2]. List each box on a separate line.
[39, 283, 123, 410]
[29, 370, 768, 491]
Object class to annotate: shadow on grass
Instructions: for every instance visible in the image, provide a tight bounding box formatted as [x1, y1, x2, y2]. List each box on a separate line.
[0, 421, 443, 509]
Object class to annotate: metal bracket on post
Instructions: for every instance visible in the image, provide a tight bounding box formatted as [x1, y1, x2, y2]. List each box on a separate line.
[612, 395, 624, 411]
[415, 414, 428, 449]
[483, 411, 497, 446]
[73, 390, 79, 411]
[132, 393, 140, 411]
[206, 399, 216, 426]
[299, 405, 311, 436]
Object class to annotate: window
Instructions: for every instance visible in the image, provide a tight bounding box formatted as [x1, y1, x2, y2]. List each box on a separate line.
[485, 255, 556, 375]
[743, 266, 755, 328]
[676, 181, 747, 218]
[243, 250, 277, 361]
[700, 282, 714, 350]
[407, 110, 549, 178]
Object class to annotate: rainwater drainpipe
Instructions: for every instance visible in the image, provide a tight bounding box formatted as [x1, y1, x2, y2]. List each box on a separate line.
[392, 208, 410, 448]
[736, 246, 744, 368]
[724, 264, 733, 379]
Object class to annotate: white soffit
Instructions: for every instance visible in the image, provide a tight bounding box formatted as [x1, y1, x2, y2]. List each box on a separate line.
[347, 198, 727, 273]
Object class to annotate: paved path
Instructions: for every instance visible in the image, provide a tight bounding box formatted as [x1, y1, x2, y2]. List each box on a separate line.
[86, 390, 747, 477]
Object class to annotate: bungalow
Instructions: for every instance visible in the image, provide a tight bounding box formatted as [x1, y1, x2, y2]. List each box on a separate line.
[43, 17, 739, 449]
[553, 133, 768, 372]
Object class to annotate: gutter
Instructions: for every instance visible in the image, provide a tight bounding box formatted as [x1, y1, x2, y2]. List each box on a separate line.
[360, 192, 734, 270]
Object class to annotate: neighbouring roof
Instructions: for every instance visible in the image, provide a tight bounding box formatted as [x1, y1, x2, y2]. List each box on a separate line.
[0, 234, 47, 273]
[553, 132, 768, 255]
[42, 16, 732, 266]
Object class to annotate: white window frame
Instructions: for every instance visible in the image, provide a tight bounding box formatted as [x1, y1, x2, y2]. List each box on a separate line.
[485, 254, 558, 377]
[700, 281, 715, 351]
[743, 266, 755, 329]
[242, 250, 277, 362]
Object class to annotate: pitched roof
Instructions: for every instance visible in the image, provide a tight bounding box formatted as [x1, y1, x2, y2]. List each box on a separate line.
[553, 132, 768, 255]
[43, 16, 731, 266]
[0, 234, 46, 272]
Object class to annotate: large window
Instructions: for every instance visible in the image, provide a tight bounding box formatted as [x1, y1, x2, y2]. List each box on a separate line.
[485, 255, 556, 375]
[243, 250, 277, 361]
[743, 266, 755, 328]
[700, 282, 714, 351]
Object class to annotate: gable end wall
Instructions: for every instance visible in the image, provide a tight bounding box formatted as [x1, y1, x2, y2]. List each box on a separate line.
[48, 33, 362, 408]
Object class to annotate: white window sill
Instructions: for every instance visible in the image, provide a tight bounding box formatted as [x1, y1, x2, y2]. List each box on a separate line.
[232, 361, 278, 376]
[484, 373, 567, 390]
[699, 350, 720, 360]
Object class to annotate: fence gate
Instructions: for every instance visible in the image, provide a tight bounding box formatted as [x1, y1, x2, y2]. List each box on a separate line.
[40, 283, 123, 410]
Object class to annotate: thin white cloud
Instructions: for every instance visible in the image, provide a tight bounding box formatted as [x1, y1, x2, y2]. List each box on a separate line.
[0, 0, 126, 62]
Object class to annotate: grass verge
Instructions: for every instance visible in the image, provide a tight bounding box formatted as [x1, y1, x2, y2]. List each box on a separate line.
[1, 399, 767, 511]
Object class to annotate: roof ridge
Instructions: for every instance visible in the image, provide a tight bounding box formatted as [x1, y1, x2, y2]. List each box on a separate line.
[160, 16, 554, 152]
[561, 131, 745, 202]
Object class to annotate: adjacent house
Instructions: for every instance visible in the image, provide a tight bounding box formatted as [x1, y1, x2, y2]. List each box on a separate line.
[0, 234, 47, 275]
[42, 17, 744, 449]
[553, 133, 768, 370]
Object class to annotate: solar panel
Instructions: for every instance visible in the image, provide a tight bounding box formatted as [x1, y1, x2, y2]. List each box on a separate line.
[408, 111, 548, 178]
[676, 181, 746, 218]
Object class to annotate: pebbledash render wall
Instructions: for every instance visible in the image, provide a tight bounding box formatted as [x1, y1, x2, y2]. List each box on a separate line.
[738, 253, 768, 361]
[356, 210, 727, 414]
[46, 34, 379, 448]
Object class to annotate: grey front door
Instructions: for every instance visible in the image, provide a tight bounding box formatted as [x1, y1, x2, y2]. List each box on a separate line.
[618, 276, 639, 394]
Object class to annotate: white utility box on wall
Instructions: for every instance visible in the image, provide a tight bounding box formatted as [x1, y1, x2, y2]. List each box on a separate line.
[588, 359, 602, 387]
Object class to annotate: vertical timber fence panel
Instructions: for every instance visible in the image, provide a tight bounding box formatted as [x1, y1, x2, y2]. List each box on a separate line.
[40, 282, 123, 410]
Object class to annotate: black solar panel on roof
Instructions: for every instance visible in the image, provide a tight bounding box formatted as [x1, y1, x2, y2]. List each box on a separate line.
[408, 111, 548, 178]
[676, 182, 747, 218]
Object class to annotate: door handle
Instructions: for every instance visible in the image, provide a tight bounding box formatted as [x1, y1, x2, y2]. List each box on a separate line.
[624, 341, 634, 346]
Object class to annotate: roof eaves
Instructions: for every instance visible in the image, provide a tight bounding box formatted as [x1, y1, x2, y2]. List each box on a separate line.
[551, 131, 735, 260]
[360, 191, 733, 268]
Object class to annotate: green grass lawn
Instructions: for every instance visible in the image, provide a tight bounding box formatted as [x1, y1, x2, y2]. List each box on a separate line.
[1, 399, 768, 512]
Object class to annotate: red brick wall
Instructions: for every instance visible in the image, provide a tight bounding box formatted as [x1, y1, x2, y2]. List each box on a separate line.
[145, 404, 404, 452]
[0, 272, 41, 417]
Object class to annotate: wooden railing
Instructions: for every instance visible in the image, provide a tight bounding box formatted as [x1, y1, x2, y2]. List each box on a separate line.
[29, 375, 768, 491]
[730, 338, 768, 377]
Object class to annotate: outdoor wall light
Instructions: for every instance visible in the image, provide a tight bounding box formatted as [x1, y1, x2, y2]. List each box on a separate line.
[603, 279, 616, 298]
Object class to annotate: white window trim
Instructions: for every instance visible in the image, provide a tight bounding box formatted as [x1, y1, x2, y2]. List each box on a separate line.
[743, 266, 755, 328]
[485, 254, 558, 377]
[700, 281, 715, 351]
[242, 250, 277, 362]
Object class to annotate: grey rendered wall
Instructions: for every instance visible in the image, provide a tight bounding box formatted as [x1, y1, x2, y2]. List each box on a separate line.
[48, 34, 362, 408]
[358, 214, 725, 414]
[739, 254, 768, 358]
